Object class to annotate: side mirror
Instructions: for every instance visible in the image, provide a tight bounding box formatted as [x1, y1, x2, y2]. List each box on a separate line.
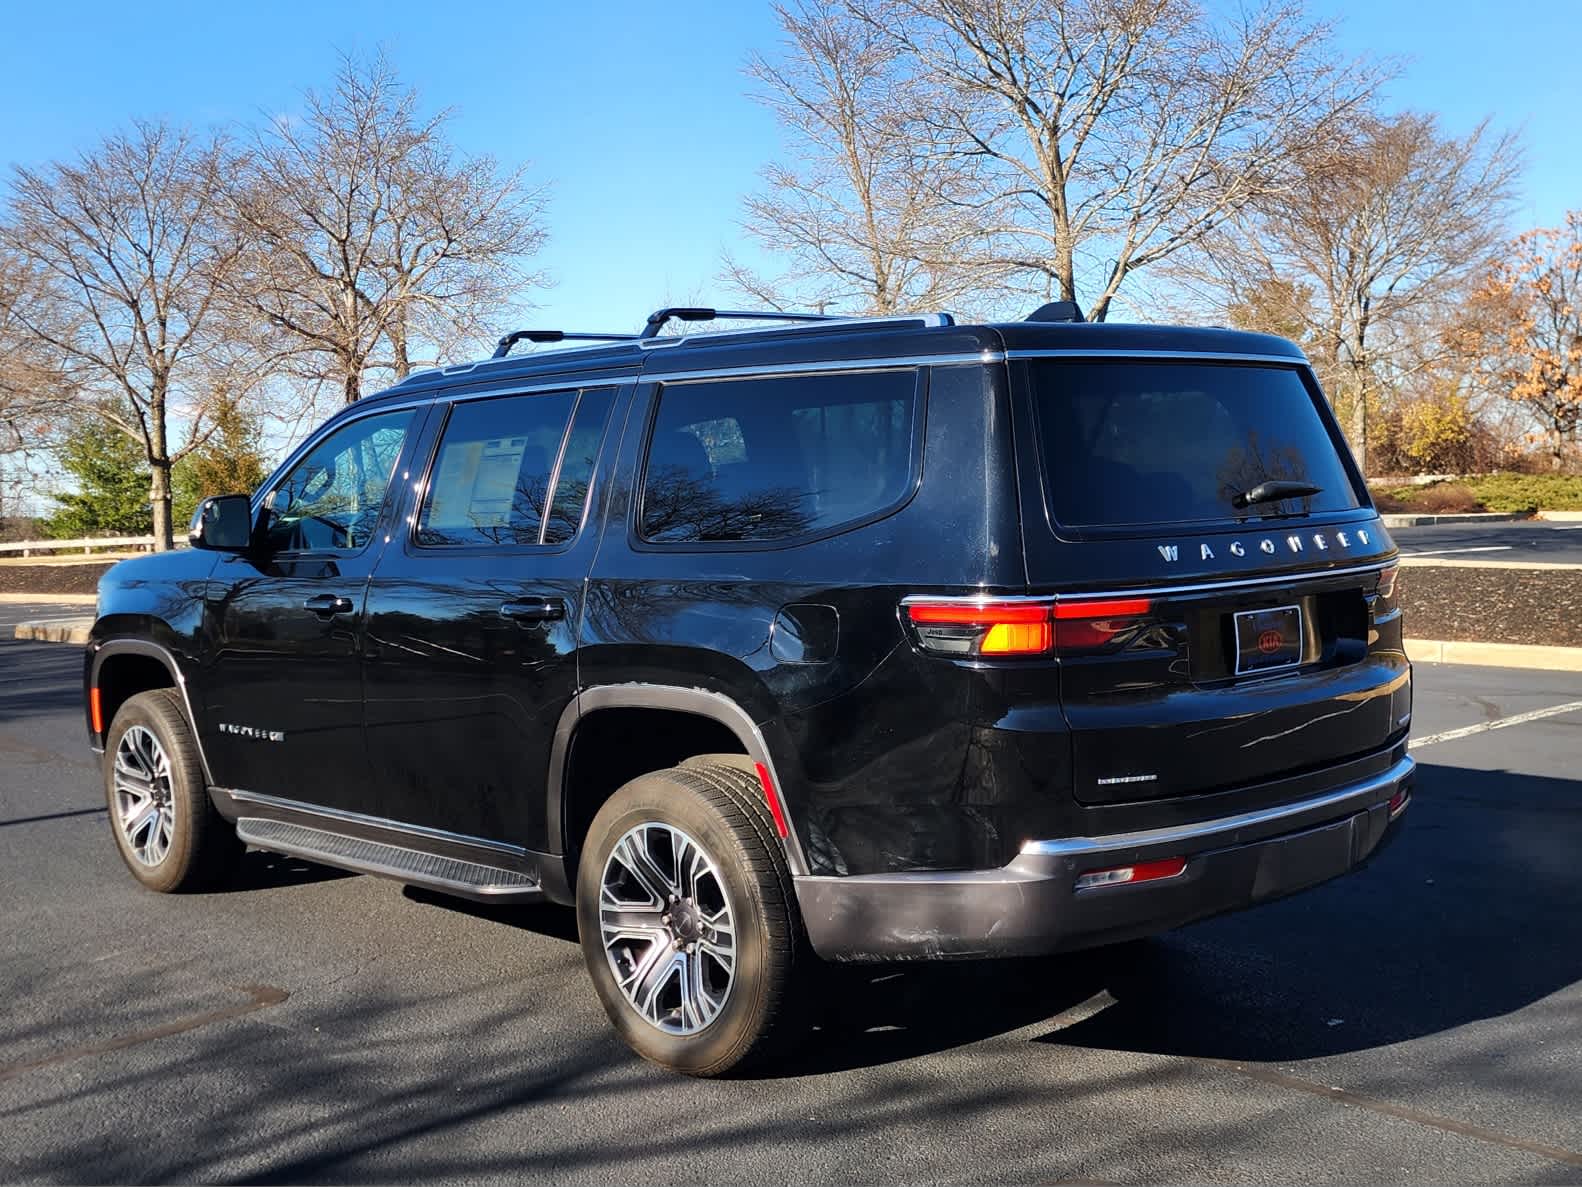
[188, 494, 255, 552]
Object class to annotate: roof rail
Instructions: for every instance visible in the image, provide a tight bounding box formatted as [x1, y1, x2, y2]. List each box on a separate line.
[492, 329, 640, 359]
[639, 307, 838, 340]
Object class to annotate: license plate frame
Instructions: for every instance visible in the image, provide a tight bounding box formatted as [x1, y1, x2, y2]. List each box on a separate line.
[1233, 604, 1304, 675]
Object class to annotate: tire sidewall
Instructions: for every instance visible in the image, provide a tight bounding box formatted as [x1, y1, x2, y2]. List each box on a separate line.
[576, 772, 780, 1075]
[104, 693, 205, 893]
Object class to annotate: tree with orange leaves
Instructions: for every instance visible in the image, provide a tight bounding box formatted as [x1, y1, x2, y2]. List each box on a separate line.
[1468, 212, 1582, 468]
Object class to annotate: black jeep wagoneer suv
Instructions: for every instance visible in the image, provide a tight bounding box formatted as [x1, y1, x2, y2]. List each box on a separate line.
[86, 304, 1413, 1075]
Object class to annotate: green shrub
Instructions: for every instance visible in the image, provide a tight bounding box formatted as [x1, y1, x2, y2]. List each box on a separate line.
[1463, 473, 1582, 513]
[1368, 472, 1582, 514]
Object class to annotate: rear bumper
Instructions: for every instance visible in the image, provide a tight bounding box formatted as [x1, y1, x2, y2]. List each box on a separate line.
[795, 754, 1414, 962]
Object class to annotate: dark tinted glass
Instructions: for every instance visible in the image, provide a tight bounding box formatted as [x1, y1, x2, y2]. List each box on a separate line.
[1031, 361, 1362, 528]
[640, 370, 918, 543]
[264, 409, 415, 552]
[418, 391, 576, 547]
[544, 388, 616, 544]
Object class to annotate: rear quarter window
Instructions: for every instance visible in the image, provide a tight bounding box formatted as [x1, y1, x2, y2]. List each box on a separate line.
[639, 369, 921, 545]
[1029, 360, 1364, 530]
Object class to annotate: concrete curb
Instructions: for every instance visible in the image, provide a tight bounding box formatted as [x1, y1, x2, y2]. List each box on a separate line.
[1406, 638, 1582, 672]
[1380, 512, 1529, 527]
[12, 618, 92, 644]
[0, 593, 97, 605]
[1399, 556, 1582, 570]
[1538, 510, 1582, 522]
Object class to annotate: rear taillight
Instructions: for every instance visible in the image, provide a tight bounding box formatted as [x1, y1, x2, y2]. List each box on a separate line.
[904, 597, 1154, 658]
[906, 601, 1052, 657]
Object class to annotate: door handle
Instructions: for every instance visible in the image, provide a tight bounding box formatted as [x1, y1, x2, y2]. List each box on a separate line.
[304, 593, 354, 617]
[499, 597, 566, 624]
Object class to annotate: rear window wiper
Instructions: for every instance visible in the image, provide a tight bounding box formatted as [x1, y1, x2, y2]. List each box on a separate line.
[1231, 480, 1323, 510]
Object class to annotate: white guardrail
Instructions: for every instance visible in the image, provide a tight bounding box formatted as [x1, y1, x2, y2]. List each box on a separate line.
[0, 535, 159, 557]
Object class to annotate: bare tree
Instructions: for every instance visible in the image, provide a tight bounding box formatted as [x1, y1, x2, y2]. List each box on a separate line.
[1191, 113, 1521, 473]
[0, 248, 78, 452]
[229, 53, 548, 405]
[840, 0, 1383, 323]
[1, 123, 249, 549]
[732, 1, 996, 315]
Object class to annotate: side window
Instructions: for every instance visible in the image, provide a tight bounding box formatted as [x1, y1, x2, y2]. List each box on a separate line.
[639, 369, 919, 544]
[264, 409, 417, 553]
[544, 388, 616, 544]
[416, 391, 577, 547]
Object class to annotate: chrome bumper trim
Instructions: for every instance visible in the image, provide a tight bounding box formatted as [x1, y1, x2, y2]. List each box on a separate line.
[1020, 755, 1414, 859]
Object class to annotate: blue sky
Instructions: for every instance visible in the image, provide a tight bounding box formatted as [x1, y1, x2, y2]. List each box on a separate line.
[1, 0, 1577, 337]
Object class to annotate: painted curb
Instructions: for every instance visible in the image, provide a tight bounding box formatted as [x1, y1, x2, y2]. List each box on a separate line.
[1406, 638, 1582, 673]
[1537, 510, 1582, 522]
[11, 618, 91, 644]
[1380, 512, 1529, 527]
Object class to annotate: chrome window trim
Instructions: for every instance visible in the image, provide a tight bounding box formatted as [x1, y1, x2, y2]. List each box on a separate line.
[898, 559, 1392, 606]
[1020, 756, 1414, 858]
[221, 788, 529, 859]
[1006, 348, 1310, 365]
[639, 351, 1002, 386]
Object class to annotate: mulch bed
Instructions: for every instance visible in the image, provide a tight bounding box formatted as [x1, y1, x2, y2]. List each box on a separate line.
[0, 562, 113, 596]
[1398, 565, 1582, 647]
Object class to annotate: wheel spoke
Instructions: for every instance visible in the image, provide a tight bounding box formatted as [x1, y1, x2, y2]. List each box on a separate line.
[613, 832, 679, 903]
[123, 800, 159, 843]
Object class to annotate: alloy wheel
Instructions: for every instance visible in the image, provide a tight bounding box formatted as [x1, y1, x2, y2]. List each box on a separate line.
[114, 725, 175, 866]
[599, 823, 736, 1035]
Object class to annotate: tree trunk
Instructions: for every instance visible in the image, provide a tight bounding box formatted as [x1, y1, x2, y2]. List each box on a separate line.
[150, 462, 173, 552]
[344, 367, 361, 404]
[1349, 386, 1369, 478]
[149, 379, 174, 552]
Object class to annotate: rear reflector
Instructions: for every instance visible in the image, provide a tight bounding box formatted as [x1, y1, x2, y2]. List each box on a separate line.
[89, 686, 104, 735]
[1376, 564, 1399, 600]
[1074, 856, 1187, 890]
[1388, 788, 1410, 818]
[905, 597, 1154, 658]
[755, 761, 789, 839]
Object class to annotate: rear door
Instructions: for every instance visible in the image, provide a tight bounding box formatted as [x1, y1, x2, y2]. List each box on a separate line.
[360, 384, 623, 849]
[1011, 355, 1410, 804]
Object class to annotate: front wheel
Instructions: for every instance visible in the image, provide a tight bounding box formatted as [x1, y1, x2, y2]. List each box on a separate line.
[576, 758, 805, 1076]
[104, 689, 241, 892]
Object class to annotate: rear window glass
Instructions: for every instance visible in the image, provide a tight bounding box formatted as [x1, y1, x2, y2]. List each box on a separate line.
[640, 370, 919, 544]
[1029, 360, 1362, 529]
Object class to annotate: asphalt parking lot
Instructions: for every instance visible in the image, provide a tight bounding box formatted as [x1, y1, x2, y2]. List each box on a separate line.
[3, 637, 1580, 1184]
[1392, 519, 1582, 563]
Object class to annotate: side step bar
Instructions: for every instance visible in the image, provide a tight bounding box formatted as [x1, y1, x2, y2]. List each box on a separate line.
[235, 817, 544, 903]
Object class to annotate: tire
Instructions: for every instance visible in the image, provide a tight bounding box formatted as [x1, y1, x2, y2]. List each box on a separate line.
[104, 689, 241, 893]
[576, 757, 804, 1076]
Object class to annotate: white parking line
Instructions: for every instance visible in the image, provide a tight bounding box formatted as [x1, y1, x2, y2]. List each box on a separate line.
[1411, 699, 1582, 749]
[1401, 545, 1514, 557]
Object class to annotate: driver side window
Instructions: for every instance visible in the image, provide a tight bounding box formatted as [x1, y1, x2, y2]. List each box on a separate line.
[264, 409, 417, 553]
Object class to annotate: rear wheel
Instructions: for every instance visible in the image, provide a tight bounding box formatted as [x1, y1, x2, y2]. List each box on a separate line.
[104, 689, 241, 893]
[576, 758, 804, 1076]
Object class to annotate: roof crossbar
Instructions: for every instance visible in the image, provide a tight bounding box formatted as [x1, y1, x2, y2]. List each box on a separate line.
[639, 307, 838, 340]
[492, 329, 640, 359]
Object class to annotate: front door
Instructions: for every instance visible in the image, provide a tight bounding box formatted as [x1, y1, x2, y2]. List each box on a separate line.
[199, 404, 427, 812]
[361, 385, 623, 850]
